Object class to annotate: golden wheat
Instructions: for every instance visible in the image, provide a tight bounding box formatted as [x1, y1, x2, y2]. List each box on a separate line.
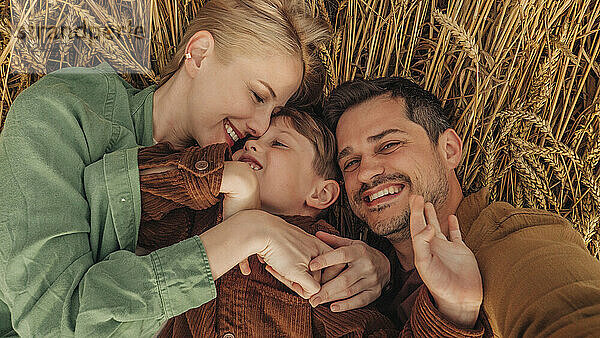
[1, 0, 600, 257]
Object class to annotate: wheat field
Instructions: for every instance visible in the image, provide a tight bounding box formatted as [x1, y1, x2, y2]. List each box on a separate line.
[1, 0, 599, 257]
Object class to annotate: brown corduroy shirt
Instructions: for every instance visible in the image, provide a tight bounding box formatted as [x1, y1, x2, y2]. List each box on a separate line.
[136, 142, 486, 337]
[380, 188, 600, 337]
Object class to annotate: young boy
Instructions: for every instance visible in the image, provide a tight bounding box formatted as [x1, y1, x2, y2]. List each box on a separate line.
[136, 107, 398, 337]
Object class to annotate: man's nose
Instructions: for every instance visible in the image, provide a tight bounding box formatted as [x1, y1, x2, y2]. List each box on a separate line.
[246, 106, 273, 137]
[357, 156, 384, 183]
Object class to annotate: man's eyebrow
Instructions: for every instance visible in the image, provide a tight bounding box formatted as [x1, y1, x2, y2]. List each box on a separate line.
[337, 146, 352, 162]
[367, 128, 406, 142]
[337, 129, 406, 162]
[259, 80, 277, 98]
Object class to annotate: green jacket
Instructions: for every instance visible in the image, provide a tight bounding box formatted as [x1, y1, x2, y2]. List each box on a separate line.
[0, 64, 216, 337]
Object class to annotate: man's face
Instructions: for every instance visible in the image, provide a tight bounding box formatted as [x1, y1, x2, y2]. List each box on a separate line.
[336, 95, 449, 241]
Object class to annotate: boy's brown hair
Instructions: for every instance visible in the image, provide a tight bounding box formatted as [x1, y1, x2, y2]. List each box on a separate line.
[271, 107, 337, 181]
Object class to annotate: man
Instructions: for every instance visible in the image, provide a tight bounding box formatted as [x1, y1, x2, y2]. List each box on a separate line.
[309, 77, 600, 336]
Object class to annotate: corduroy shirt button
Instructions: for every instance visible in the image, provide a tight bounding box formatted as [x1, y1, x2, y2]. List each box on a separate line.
[222, 333, 234, 338]
[195, 160, 209, 171]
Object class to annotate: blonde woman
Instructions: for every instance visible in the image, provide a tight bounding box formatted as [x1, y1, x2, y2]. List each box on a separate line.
[0, 1, 391, 336]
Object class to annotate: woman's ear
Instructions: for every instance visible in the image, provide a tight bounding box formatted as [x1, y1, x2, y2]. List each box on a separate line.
[183, 30, 215, 77]
[306, 179, 341, 211]
[437, 128, 463, 170]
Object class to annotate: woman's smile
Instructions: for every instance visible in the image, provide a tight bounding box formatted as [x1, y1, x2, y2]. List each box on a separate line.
[223, 119, 243, 147]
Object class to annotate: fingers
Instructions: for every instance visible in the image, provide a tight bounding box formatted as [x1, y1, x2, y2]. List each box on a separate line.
[290, 272, 321, 298]
[238, 258, 251, 275]
[311, 268, 322, 285]
[265, 265, 312, 299]
[410, 195, 435, 268]
[424, 202, 444, 239]
[321, 264, 346, 284]
[265, 265, 292, 288]
[409, 195, 428, 237]
[310, 278, 379, 311]
[329, 289, 380, 312]
[315, 231, 354, 249]
[309, 268, 363, 307]
[310, 245, 359, 271]
[448, 214, 462, 242]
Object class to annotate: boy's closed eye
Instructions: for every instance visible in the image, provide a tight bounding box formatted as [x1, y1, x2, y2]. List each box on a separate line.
[271, 139, 288, 148]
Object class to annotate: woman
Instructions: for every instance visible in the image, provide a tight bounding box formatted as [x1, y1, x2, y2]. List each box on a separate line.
[0, 0, 390, 336]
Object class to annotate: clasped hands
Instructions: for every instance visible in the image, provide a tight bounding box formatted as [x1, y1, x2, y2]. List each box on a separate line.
[248, 195, 482, 329]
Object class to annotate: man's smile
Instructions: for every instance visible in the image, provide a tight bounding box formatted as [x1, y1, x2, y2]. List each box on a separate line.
[361, 183, 407, 208]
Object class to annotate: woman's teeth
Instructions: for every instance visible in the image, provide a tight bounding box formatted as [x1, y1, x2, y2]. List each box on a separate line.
[368, 185, 402, 202]
[225, 122, 239, 142]
[248, 163, 261, 171]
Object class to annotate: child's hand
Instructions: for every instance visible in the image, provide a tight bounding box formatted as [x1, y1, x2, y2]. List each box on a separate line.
[220, 161, 261, 220]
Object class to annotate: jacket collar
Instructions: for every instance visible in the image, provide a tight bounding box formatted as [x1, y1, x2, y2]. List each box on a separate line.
[456, 188, 491, 237]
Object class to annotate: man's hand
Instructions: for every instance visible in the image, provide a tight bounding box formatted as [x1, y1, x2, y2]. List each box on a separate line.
[306, 232, 391, 312]
[220, 161, 260, 220]
[409, 195, 482, 328]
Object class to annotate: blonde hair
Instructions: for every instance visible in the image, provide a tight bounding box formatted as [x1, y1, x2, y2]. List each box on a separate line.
[159, 0, 330, 106]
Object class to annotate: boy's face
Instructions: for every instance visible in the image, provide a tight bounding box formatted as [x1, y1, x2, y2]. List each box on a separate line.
[232, 118, 320, 215]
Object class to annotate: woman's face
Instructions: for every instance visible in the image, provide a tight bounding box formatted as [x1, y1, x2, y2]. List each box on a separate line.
[186, 52, 303, 148]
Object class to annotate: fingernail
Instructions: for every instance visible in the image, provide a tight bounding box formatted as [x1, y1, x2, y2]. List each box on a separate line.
[310, 262, 320, 270]
[311, 297, 322, 306]
[331, 304, 340, 312]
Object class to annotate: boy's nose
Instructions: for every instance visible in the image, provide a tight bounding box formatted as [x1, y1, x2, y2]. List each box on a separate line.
[244, 139, 260, 152]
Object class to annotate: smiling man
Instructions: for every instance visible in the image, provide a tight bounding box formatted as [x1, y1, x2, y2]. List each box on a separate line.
[317, 77, 600, 336]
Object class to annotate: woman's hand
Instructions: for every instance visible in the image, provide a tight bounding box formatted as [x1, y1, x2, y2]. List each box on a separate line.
[253, 211, 334, 298]
[220, 161, 260, 220]
[409, 195, 482, 328]
[200, 210, 332, 298]
[306, 232, 391, 311]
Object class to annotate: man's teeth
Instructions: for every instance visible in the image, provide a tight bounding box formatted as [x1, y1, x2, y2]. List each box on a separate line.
[368, 186, 402, 202]
[225, 122, 239, 142]
[249, 162, 261, 171]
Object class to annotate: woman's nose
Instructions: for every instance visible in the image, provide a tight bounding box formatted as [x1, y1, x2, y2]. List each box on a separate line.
[247, 106, 273, 137]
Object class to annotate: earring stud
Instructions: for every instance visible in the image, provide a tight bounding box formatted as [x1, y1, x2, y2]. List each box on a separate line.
[185, 52, 192, 59]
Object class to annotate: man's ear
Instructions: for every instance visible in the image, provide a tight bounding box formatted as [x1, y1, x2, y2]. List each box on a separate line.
[183, 30, 215, 77]
[437, 128, 463, 170]
[306, 179, 340, 211]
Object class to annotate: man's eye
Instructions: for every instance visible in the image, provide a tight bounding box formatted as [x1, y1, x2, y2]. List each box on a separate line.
[272, 139, 287, 147]
[379, 142, 402, 153]
[343, 159, 360, 172]
[252, 91, 265, 104]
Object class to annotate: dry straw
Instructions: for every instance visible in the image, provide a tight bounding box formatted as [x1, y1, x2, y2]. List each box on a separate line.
[1, 0, 600, 257]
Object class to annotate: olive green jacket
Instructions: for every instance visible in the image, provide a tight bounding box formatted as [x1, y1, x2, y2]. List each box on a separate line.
[0, 64, 216, 337]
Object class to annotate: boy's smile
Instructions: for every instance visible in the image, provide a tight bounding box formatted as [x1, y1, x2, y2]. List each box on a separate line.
[237, 154, 263, 171]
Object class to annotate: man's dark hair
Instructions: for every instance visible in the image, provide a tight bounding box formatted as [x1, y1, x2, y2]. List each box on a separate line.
[323, 77, 452, 144]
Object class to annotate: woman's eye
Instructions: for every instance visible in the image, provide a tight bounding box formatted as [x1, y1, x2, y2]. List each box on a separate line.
[252, 91, 265, 104]
[272, 139, 287, 147]
[343, 159, 359, 172]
